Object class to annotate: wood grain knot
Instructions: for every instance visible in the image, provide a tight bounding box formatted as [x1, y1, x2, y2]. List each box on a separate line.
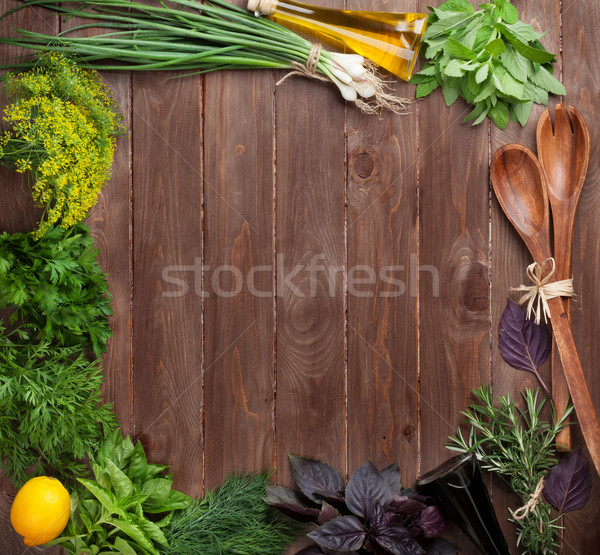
[402, 425, 414, 439]
[461, 265, 489, 312]
[349, 149, 379, 181]
[235, 144, 246, 156]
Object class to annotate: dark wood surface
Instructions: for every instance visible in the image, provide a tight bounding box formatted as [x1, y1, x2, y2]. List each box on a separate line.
[1, 0, 600, 553]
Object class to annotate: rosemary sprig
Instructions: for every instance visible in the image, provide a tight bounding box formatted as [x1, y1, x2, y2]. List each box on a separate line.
[447, 385, 573, 555]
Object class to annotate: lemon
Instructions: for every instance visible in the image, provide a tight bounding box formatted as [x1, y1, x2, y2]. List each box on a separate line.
[10, 476, 71, 546]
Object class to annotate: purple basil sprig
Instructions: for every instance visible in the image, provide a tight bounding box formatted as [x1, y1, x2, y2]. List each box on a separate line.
[544, 449, 592, 514]
[265, 456, 456, 555]
[498, 300, 551, 392]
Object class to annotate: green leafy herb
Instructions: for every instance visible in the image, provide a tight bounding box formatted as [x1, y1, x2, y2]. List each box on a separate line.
[447, 385, 574, 554]
[50, 430, 194, 554]
[0, 331, 117, 488]
[0, 223, 113, 356]
[161, 472, 302, 555]
[410, 0, 566, 129]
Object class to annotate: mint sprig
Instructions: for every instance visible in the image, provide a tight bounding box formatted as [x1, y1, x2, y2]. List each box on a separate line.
[411, 0, 565, 129]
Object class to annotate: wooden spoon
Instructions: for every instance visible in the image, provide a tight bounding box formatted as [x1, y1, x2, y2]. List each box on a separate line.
[537, 105, 590, 451]
[491, 144, 600, 476]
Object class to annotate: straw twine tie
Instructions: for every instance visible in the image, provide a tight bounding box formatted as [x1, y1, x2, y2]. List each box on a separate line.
[510, 258, 574, 324]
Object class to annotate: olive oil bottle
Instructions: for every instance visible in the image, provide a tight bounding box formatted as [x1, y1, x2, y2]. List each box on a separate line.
[247, 0, 428, 81]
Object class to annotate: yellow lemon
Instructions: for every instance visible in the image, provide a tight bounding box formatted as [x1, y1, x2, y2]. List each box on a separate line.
[10, 476, 71, 546]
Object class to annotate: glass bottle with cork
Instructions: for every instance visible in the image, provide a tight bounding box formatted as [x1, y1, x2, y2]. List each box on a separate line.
[247, 0, 428, 81]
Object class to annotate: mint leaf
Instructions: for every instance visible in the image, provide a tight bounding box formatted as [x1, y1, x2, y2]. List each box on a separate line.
[446, 38, 477, 59]
[413, 0, 562, 128]
[512, 101, 533, 127]
[475, 63, 490, 83]
[443, 84, 460, 106]
[499, 2, 519, 24]
[529, 64, 567, 95]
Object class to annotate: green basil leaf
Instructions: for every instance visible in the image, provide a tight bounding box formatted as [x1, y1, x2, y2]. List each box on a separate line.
[78, 478, 123, 517]
[114, 537, 139, 555]
[446, 38, 477, 59]
[144, 489, 193, 513]
[484, 38, 506, 56]
[128, 440, 149, 482]
[110, 518, 158, 554]
[133, 515, 169, 547]
[142, 477, 173, 499]
[472, 25, 494, 52]
[493, 0, 507, 7]
[423, 36, 448, 59]
[416, 78, 440, 98]
[489, 101, 510, 129]
[443, 84, 460, 106]
[82, 498, 102, 522]
[456, 14, 486, 50]
[106, 457, 135, 498]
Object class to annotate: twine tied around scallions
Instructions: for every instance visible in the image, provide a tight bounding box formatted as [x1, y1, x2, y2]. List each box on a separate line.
[0, 0, 411, 114]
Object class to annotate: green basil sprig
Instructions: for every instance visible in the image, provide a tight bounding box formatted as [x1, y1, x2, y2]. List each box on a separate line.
[50, 430, 194, 555]
[411, 0, 565, 129]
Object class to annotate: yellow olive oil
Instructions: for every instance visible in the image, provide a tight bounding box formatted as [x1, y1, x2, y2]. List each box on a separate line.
[248, 0, 428, 81]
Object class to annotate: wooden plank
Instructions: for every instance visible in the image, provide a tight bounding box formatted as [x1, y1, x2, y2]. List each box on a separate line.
[87, 74, 133, 434]
[560, 1, 600, 552]
[346, 0, 419, 484]
[202, 66, 275, 488]
[274, 0, 346, 487]
[489, 2, 560, 551]
[131, 71, 203, 497]
[416, 3, 490, 552]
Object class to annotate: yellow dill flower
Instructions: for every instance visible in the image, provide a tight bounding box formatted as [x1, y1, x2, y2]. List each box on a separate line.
[0, 52, 124, 237]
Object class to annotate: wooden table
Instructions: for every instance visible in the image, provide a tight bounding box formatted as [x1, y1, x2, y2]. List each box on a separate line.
[1, 0, 599, 553]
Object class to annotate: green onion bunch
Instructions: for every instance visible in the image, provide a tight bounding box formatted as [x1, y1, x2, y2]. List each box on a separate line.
[1, 0, 409, 112]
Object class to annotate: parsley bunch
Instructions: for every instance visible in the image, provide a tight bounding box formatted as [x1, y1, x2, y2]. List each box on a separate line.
[0, 223, 113, 355]
[410, 0, 565, 129]
[0, 52, 124, 236]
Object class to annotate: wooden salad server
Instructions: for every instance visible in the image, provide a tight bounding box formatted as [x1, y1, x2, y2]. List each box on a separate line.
[536, 104, 590, 451]
[491, 144, 600, 476]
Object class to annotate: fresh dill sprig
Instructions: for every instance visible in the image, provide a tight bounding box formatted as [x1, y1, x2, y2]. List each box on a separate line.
[447, 385, 573, 555]
[161, 472, 304, 555]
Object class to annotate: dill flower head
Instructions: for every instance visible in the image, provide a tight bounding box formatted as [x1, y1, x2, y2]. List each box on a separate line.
[0, 52, 124, 237]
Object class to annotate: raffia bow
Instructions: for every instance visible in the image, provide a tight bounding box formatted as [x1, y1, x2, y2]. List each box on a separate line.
[510, 258, 574, 325]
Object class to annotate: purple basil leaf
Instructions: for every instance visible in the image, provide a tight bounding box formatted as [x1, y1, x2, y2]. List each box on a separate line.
[420, 537, 459, 554]
[346, 460, 392, 519]
[308, 516, 366, 552]
[318, 500, 340, 525]
[498, 300, 551, 392]
[370, 502, 386, 534]
[416, 506, 445, 538]
[289, 455, 345, 503]
[544, 449, 592, 513]
[374, 526, 425, 555]
[264, 485, 321, 521]
[388, 495, 428, 515]
[381, 462, 403, 495]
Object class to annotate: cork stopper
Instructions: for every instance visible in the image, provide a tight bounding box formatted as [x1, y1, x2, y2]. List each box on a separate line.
[247, 0, 278, 16]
